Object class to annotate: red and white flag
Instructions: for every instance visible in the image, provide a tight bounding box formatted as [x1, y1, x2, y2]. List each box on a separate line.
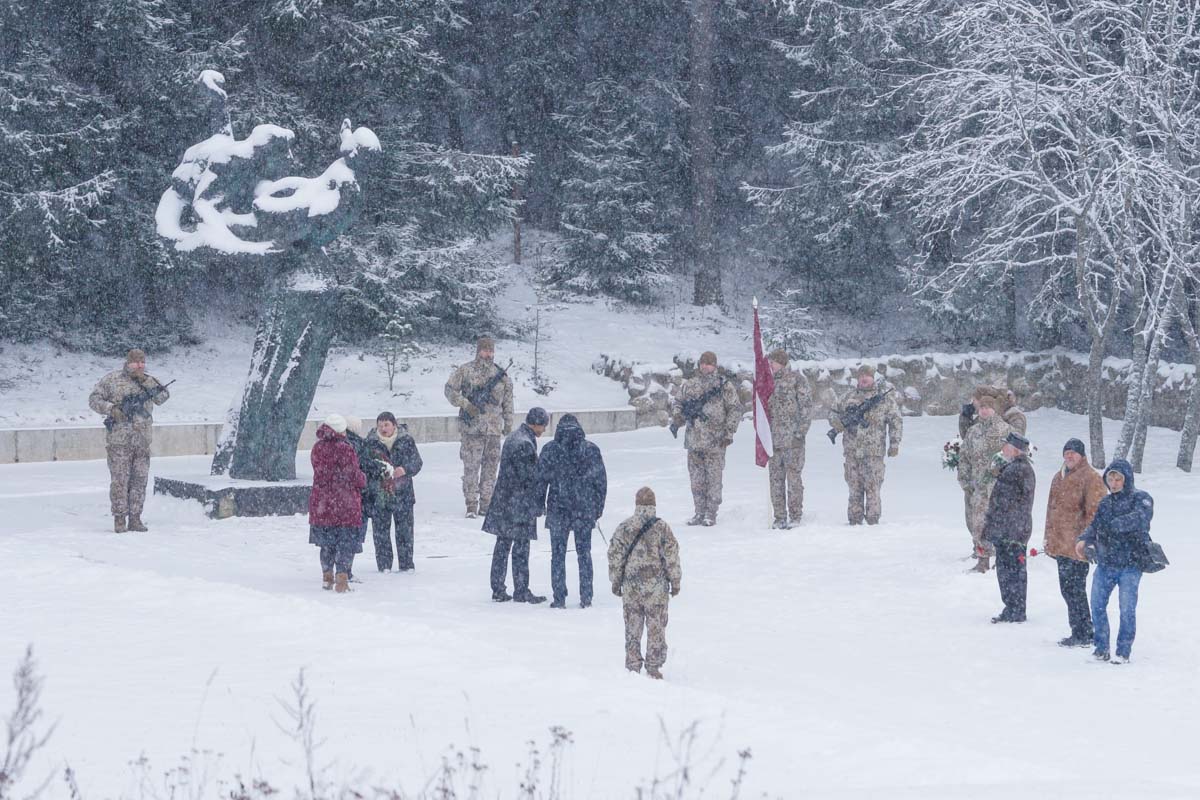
[752, 298, 774, 467]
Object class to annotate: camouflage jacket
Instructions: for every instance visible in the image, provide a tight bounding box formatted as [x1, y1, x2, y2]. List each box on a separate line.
[671, 372, 741, 451]
[607, 505, 681, 597]
[766, 367, 812, 448]
[88, 367, 170, 447]
[958, 414, 1013, 492]
[829, 384, 902, 460]
[444, 357, 514, 437]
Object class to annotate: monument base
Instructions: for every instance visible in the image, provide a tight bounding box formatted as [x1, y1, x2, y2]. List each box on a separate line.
[154, 473, 311, 519]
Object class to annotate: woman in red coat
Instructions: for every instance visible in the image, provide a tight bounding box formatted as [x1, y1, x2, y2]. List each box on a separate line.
[309, 413, 367, 592]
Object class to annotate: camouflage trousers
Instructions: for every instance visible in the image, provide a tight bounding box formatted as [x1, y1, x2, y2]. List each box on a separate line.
[622, 584, 670, 671]
[844, 455, 885, 525]
[768, 444, 805, 522]
[962, 484, 996, 557]
[106, 442, 150, 517]
[687, 448, 726, 519]
[460, 434, 502, 514]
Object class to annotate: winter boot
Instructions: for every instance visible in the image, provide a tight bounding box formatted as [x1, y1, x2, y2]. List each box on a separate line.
[322, 571, 335, 591]
[514, 590, 547, 604]
[686, 515, 704, 526]
[492, 590, 512, 602]
[968, 556, 990, 574]
[580, 599, 592, 609]
[1058, 635, 1090, 648]
[771, 519, 788, 530]
[113, 515, 127, 533]
[646, 667, 663, 680]
[127, 516, 148, 532]
[701, 516, 716, 527]
[1092, 649, 1110, 662]
[334, 573, 350, 593]
[1111, 654, 1130, 665]
[549, 598, 567, 609]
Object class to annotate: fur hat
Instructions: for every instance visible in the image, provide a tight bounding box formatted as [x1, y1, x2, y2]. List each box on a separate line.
[636, 486, 656, 506]
[768, 348, 789, 366]
[525, 407, 550, 426]
[476, 336, 496, 353]
[324, 413, 348, 434]
[856, 364, 876, 378]
[974, 396, 996, 411]
[126, 349, 146, 364]
[699, 351, 718, 366]
[344, 415, 363, 436]
[1005, 432, 1030, 452]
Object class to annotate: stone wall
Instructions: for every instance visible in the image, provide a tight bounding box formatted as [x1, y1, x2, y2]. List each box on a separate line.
[594, 350, 1198, 432]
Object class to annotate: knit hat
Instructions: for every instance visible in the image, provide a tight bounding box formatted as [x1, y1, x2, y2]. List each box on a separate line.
[126, 348, 146, 364]
[1063, 438, 1086, 457]
[856, 364, 876, 378]
[1005, 432, 1030, 452]
[636, 486, 656, 506]
[768, 348, 789, 366]
[476, 336, 496, 353]
[525, 407, 550, 426]
[699, 351, 718, 367]
[344, 415, 363, 436]
[324, 413, 348, 434]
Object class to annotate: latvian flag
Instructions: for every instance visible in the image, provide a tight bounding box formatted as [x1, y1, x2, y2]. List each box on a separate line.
[753, 298, 774, 467]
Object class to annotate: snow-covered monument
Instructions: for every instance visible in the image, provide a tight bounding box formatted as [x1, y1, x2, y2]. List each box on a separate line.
[154, 71, 380, 514]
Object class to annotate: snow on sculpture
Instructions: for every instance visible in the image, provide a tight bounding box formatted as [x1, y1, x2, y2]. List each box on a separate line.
[157, 70, 382, 483]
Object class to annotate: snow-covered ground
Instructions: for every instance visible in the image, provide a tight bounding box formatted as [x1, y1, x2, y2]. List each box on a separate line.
[0, 263, 751, 429]
[2, 409, 1196, 799]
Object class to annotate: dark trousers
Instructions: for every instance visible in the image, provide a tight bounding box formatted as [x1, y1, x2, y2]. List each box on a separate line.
[319, 545, 355, 575]
[491, 537, 530, 595]
[372, 505, 414, 571]
[550, 524, 594, 604]
[1056, 556, 1093, 639]
[995, 541, 1027, 618]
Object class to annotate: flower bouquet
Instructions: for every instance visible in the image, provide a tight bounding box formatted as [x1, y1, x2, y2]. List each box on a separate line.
[942, 438, 962, 470]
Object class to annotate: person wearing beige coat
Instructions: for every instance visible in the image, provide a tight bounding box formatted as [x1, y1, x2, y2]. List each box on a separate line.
[1043, 438, 1107, 647]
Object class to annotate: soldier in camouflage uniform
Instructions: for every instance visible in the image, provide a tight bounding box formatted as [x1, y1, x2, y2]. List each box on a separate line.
[607, 487, 681, 679]
[766, 349, 812, 529]
[88, 349, 171, 533]
[444, 336, 514, 518]
[671, 351, 741, 526]
[828, 365, 903, 525]
[960, 385, 1027, 439]
[957, 396, 1013, 573]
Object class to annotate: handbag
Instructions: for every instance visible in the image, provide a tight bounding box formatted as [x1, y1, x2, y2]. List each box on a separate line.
[1136, 540, 1169, 574]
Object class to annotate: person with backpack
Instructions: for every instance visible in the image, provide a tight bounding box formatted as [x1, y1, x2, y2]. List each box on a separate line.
[537, 414, 608, 608]
[1075, 459, 1154, 664]
[606, 487, 681, 679]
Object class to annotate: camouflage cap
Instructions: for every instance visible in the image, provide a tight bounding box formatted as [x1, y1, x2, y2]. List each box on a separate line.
[699, 351, 718, 366]
[768, 348, 789, 366]
[126, 348, 146, 364]
[476, 336, 496, 353]
[636, 486, 656, 506]
[856, 364, 876, 378]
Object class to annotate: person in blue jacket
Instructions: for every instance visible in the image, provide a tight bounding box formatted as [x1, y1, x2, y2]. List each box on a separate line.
[1075, 459, 1153, 664]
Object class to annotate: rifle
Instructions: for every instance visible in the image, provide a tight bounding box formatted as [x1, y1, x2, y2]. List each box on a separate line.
[616, 516, 659, 591]
[458, 359, 513, 422]
[669, 378, 727, 439]
[105, 378, 175, 432]
[827, 388, 893, 444]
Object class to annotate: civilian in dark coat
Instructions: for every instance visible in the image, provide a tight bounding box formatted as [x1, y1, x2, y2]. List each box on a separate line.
[983, 433, 1036, 622]
[309, 414, 367, 593]
[537, 414, 608, 608]
[483, 407, 550, 603]
[1076, 459, 1154, 662]
[365, 412, 424, 572]
[345, 418, 390, 582]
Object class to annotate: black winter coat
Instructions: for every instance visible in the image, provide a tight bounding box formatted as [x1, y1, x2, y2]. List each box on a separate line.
[365, 426, 424, 510]
[482, 424, 544, 540]
[345, 430, 390, 518]
[983, 455, 1036, 546]
[537, 414, 607, 530]
[1080, 459, 1154, 569]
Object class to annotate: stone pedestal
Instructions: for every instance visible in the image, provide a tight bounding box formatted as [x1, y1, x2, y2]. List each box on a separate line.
[154, 473, 311, 519]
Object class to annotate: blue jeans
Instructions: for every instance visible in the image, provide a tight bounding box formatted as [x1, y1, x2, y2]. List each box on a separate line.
[1091, 565, 1142, 658]
[550, 525, 594, 604]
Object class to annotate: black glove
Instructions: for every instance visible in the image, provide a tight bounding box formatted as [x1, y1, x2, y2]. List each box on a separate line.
[961, 403, 976, 419]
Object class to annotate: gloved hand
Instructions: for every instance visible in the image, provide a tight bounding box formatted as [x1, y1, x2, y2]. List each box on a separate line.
[465, 401, 482, 417]
[887, 445, 899, 458]
[670, 584, 680, 597]
[109, 406, 126, 422]
[612, 584, 622, 597]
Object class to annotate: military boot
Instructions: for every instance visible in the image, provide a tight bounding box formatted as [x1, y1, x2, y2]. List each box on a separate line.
[968, 556, 990, 574]
[686, 515, 704, 526]
[113, 515, 127, 533]
[646, 667, 664, 680]
[322, 571, 335, 591]
[127, 516, 148, 532]
[334, 573, 350, 593]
